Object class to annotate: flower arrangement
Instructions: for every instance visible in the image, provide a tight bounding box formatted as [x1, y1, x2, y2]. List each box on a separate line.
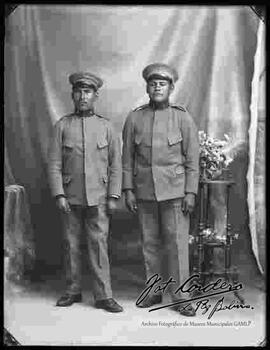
[198, 131, 234, 181]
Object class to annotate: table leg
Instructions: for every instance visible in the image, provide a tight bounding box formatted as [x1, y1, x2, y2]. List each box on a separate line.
[225, 185, 231, 280]
[231, 267, 245, 304]
[197, 183, 206, 282]
[206, 183, 211, 229]
[225, 185, 244, 304]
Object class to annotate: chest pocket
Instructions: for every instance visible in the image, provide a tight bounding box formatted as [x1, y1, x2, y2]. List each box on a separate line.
[97, 134, 109, 171]
[168, 132, 184, 163]
[134, 132, 151, 169]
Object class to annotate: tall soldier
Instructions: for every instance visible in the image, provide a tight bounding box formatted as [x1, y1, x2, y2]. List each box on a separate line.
[122, 63, 199, 316]
[48, 72, 123, 312]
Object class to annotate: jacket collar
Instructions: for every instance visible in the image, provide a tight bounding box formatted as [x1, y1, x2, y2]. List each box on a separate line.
[74, 109, 95, 117]
[149, 100, 169, 110]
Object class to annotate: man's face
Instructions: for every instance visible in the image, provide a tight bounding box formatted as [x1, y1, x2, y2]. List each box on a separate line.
[146, 78, 174, 103]
[72, 85, 97, 112]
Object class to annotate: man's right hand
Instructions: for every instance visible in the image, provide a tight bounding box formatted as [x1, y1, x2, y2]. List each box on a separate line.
[125, 190, 137, 213]
[56, 196, 71, 213]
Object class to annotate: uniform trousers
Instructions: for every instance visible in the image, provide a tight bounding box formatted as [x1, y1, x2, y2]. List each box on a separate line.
[61, 204, 112, 301]
[137, 198, 190, 301]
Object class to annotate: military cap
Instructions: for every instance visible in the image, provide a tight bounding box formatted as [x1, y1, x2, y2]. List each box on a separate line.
[69, 72, 103, 90]
[142, 63, 179, 83]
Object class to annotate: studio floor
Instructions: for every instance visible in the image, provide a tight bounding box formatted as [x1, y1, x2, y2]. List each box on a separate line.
[4, 265, 266, 346]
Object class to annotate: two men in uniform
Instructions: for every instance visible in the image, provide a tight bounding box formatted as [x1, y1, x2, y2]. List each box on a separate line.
[48, 63, 199, 316]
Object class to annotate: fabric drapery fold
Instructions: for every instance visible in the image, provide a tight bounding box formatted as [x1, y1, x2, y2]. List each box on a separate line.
[4, 185, 36, 281]
[247, 19, 265, 275]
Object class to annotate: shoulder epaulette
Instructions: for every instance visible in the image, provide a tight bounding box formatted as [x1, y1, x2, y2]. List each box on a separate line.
[170, 104, 186, 112]
[58, 113, 73, 121]
[96, 113, 109, 121]
[133, 104, 149, 112]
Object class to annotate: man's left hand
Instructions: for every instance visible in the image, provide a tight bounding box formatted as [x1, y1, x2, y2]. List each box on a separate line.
[181, 193, 196, 215]
[107, 197, 119, 216]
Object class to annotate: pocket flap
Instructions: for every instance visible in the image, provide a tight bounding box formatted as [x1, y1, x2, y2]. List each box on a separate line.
[62, 143, 74, 151]
[102, 175, 108, 183]
[97, 138, 109, 149]
[168, 133, 183, 146]
[175, 165, 185, 175]
[63, 174, 72, 184]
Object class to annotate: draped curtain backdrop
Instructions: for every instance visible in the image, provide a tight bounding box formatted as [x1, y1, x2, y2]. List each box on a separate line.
[247, 16, 265, 276]
[4, 5, 263, 283]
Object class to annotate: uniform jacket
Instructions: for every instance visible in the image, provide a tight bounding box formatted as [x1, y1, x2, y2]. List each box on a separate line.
[48, 112, 122, 206]
[122, 103, 199, 201]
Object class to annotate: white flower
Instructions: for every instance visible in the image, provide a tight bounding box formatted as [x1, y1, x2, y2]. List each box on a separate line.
[198, 131, 237, 179]
[224, 157, 233, 166]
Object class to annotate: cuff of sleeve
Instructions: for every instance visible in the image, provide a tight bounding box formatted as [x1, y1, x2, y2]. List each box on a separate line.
[55, 194, 67, 200]
[185, 175, 199, 195]
[109, 195, 120, 199]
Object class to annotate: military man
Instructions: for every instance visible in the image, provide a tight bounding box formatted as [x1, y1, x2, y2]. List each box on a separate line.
[48, 72, 123, 312]
[122, 63, 199, 316]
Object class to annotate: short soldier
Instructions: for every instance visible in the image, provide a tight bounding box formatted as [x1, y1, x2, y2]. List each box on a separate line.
[122, 63, 199, 316]
[48, 72, 123, 312]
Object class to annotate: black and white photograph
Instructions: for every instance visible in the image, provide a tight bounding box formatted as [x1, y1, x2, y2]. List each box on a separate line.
[4, 4, 266, 346]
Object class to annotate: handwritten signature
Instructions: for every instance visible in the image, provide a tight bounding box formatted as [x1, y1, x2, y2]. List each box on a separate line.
[192, 296, 253, 319]
[136, 274, 253, 318]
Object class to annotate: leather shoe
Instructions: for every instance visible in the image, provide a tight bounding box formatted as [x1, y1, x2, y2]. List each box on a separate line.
[95, 298, 123, 313]
[137, 295, 162, 308]
[174, 303, 196, 317]
[56, 293, 82, 307]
